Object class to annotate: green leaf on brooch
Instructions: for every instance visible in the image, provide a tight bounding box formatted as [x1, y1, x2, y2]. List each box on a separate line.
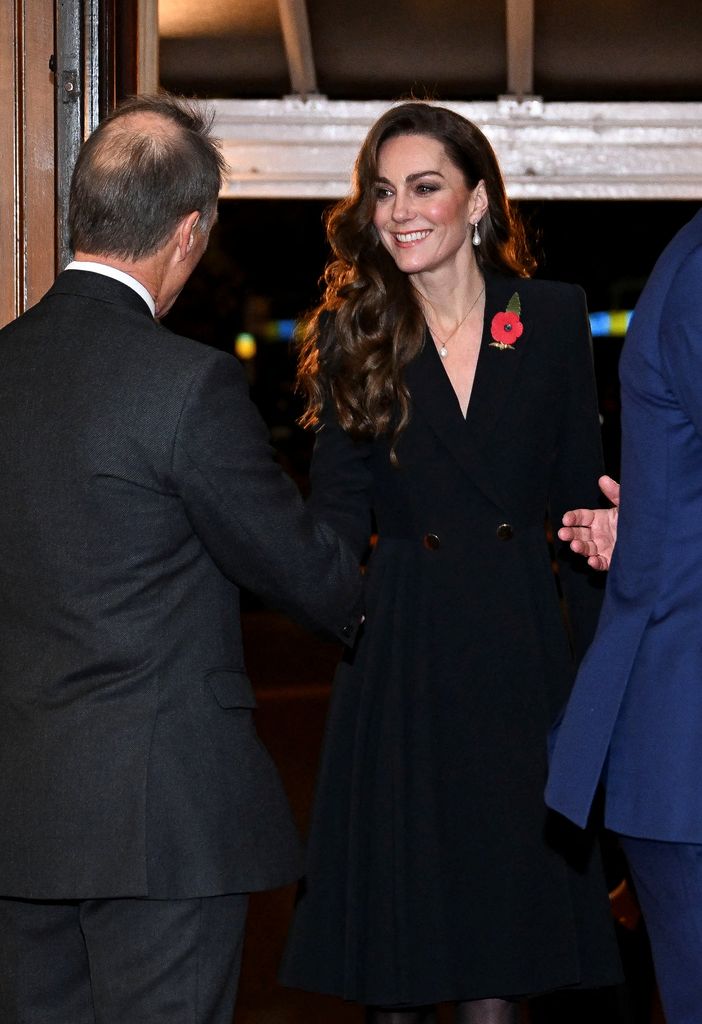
[506, 292, 521, 315]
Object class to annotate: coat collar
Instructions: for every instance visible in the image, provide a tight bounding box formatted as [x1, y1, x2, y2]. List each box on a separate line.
[404, 272, 532, 507]
[49, 269, 156, 320]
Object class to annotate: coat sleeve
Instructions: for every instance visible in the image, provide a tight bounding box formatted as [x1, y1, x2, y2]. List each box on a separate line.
[659, 243, 702, 434]
[170, 350, 362, 644]
[305, 405, 375, 564]
[547, 285, 607, 662]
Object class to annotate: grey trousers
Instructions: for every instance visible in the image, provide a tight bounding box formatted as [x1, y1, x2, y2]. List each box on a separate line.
[0, 892, 248, 1024]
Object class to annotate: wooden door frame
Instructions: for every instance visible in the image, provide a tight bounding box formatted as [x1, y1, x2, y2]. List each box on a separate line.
[0, 1, 56, 327]
[1, 0, 156, 328]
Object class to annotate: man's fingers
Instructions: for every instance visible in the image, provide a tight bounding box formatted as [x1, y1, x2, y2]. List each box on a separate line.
[558, 526, 592, 546]
[558, 534, 594, 556]
[561, 508, 595, 528]
[599, 475, 621, 506]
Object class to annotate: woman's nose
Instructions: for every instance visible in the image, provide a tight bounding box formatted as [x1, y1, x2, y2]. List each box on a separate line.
[391, 190, 414, 222]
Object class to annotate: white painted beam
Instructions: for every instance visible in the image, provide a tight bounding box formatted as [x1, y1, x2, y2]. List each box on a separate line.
[276, 0, 318, 98]
[210, 97, 702, 200]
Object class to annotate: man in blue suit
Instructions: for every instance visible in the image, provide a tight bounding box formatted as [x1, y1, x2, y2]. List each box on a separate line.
[546, 209, 702, 1024]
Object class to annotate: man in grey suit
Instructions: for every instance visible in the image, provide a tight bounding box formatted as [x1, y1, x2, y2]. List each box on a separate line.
[0, 94, 361, 1024]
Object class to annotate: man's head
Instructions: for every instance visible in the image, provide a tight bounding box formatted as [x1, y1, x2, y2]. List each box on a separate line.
[68, 93, 226, 262]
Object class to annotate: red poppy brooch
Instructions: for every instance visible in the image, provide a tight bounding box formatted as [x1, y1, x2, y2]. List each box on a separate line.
[490, 292, 524, 350]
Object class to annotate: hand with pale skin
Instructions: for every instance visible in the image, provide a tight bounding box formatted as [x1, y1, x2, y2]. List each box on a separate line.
[558, 475, 620, 571]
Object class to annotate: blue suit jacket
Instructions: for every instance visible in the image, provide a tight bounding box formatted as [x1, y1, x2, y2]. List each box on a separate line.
[546, 209, 702, 842]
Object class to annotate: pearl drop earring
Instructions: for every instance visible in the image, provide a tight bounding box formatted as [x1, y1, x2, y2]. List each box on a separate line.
[472, 222, 481, 247]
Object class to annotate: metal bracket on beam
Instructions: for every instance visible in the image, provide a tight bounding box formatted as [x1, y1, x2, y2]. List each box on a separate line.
[505, 0, 534, 100]
[277, 0, 319, 99]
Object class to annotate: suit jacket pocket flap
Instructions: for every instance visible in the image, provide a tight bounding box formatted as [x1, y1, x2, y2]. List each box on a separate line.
[205, 669, 258, 709]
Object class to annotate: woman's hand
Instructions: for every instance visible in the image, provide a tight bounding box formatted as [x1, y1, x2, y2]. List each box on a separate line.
[558, 475, 620, 571]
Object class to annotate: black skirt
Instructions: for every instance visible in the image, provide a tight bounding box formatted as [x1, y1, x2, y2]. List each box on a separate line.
[280, 539, 622, 1006]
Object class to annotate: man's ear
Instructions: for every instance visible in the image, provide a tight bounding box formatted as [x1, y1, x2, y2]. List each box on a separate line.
[176, 211, 201, 260]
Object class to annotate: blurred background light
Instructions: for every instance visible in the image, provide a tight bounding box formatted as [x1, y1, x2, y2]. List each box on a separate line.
[263, 318, 298, 342]
[234, 332, 258, 359]
[589, 310, 634, 337]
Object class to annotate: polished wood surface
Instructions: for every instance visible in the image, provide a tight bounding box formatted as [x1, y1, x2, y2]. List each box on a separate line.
[0, 0, 55, 328]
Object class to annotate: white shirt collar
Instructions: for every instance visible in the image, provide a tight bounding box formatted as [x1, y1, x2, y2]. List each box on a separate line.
[64, 261, 156, 317]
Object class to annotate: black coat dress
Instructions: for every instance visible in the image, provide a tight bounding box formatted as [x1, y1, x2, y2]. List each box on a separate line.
[281, 273, 622, 1005]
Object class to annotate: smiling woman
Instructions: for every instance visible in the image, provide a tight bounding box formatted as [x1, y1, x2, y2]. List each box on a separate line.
[279, 101, 622, 1024]
[372, 133, 488, 407]
[295, 102, 533, 454]
[372, 136, 485, 278]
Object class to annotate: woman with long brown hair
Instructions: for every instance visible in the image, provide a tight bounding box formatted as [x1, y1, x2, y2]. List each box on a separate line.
[281, 102, 621, 1023]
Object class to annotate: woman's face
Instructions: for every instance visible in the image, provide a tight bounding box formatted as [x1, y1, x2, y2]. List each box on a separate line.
[371, 133, 484, 279]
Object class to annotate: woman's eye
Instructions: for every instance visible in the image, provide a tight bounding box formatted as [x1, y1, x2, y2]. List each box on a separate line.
[374, 186, 393, 201]
[416, 183, 438, 195]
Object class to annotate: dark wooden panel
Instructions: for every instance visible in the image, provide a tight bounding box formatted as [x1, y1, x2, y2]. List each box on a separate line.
[0, 3, 21, 327]
[0, 0, 55, 327]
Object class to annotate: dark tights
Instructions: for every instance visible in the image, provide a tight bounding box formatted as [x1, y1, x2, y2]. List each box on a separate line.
[366, 1010, 436, 1024]
[455, 1000, 521, 1023]
[366, 998, 520, 1024]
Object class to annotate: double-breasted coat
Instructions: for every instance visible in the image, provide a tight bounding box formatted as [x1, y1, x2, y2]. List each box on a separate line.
[281, 272, 621, 1005]
[0, 269, 361, 901]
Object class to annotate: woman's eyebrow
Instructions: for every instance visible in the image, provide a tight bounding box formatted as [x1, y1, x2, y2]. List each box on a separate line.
[374, 169, 444, 184]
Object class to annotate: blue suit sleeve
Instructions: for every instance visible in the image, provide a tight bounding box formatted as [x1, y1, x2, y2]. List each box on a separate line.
[659, 244, 702, 437]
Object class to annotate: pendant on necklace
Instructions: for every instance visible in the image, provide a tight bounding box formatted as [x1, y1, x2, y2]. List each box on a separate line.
[439, 345, 448, 358]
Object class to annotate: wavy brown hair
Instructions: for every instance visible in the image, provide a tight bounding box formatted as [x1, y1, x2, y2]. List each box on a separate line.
[297, 102, 535, 458]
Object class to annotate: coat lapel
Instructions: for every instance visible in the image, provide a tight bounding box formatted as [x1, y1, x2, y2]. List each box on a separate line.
[405, 273, 533, 508]
[467, 272, 533, 448]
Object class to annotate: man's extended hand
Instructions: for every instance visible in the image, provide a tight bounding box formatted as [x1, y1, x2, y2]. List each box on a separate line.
[558, 475, 620, 571]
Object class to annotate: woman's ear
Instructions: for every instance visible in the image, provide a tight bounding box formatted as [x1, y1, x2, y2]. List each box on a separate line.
[470, 180, 489, 223]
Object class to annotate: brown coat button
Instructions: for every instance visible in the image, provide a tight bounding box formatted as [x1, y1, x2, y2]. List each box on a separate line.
[496, 523, 514, 540]
[423, 533, 441, 550]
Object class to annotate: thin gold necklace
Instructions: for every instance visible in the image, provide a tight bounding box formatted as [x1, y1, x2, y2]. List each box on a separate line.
[424, 283, 485, 359]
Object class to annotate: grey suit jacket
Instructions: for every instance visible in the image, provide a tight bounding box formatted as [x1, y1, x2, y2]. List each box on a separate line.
[0, 270, 361, 899]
